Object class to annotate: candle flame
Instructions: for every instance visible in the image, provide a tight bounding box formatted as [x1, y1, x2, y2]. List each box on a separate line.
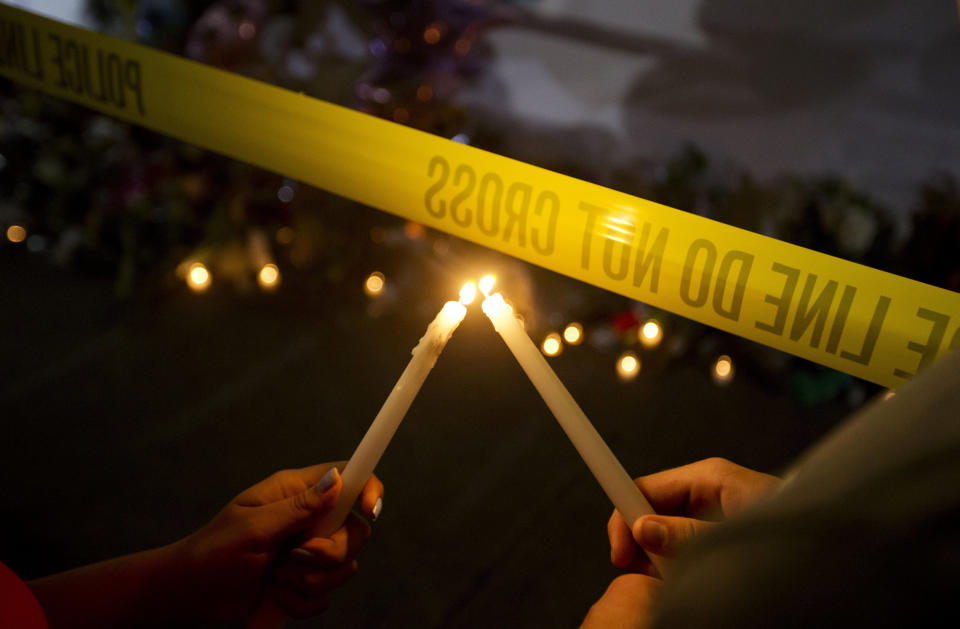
[479, 274, 496, 296]
[459, 281, 477, 305]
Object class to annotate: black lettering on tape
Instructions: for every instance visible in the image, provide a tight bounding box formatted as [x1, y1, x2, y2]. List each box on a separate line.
[531, 190, 558, 256]
[578, 201, 603, 270]
[713, 250, 754, 321]
[424, 155, 449, 218]
[839, 295, 891, 366]
[893, 308, 950, 378]
[755, 262, 800, 336]
[450, 164, 476, 228]
[503, 182, 531, 247]
[789, 274, 837, 348]
[680, 239, 717, 308]
[476, 172, 502, 237]
[602, 219, 635, 281]
[632, 223, 669, 294]
[826, 285, 857, 354]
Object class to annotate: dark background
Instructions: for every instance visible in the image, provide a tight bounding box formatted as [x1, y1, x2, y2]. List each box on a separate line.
[2, 1, 957, 627]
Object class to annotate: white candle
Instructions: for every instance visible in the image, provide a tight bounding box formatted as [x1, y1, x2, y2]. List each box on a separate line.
[481, 291, 662, 570]
[249, 288, 472, 629]
[314, 296, 468, 535]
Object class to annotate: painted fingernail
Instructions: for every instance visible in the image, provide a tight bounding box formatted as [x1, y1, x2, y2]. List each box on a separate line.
[640, 519, 666, 550]
[314, 468, 339, 494]
[291, 548, 318, 560]
[371, 497, 383, 521]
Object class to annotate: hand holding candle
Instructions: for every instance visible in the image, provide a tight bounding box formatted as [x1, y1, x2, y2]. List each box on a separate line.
[248, 283, 475, 629]
[478, 277, 664, 574]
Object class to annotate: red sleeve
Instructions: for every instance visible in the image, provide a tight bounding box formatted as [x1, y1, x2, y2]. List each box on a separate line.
[0, 561, 49, 629]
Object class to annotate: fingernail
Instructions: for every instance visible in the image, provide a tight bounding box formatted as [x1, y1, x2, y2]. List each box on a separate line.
[291, 548, 318, 560]
[371, 497, 382, 521]
[640, 519, 666, 550]
[314, 468, 339, 494]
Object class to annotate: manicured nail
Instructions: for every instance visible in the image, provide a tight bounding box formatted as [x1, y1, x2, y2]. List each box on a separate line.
[291, 548, 318, 560]
[640, 519, 666, 550]
[371, 497, 383, 521]
[314, 468, 339, 494]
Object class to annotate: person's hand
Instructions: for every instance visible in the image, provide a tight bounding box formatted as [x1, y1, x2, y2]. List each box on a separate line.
[580, 574, 660, 629]
[608, 458, 780, 574]
[175, 462, 384, 620]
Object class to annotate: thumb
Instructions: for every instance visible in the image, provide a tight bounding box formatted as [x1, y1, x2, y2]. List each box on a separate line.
[253, 468, 342, 543]
[632, 514, 715, 558]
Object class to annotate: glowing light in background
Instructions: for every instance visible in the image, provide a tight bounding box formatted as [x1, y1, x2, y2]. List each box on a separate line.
[712, 355, 734, 385]
[639, 319, 662, 348]
[404, 221, 425, 240]
[883, 390, 895, 401]
[277, 185, 294, 203]
[479, 274, 496, 296]
[238, 21, 256, 40]
[423, 22, 443, 44]
[416, 84, 433, 102]
[364, 271, 385, 297]
[6, 225, 26, 243]
[275, 226, 295, 245]
[459, 282, 477, 305]
[187, 263, 211, 292]
[617, 352, 640, 380]
[542, 332, 563, 357]
[258, 264, 280, 290]
[563, 323, 583, 345]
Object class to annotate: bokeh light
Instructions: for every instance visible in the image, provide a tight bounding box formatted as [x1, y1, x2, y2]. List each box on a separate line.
[712, 355, 734, 385]
[416, 84, 433, 102]
[275, 226, 295, 244]
[6, 225, 26, 243]
[187, 262, 211, 292]
[617, 352, 640, 380]
[563, 323, 583, 345]
[364, 271, 385, 297]
[404, 221, 425, 240]
[639, 319, 662, 348]
[542, 332, 562, 357]
[423, 22, 443, 44]
[258, 263, 280, 290]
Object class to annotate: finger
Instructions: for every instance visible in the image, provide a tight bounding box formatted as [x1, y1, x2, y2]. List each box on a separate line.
[581, 574, 661, 629]
[249, 469, 342, 545]
[294, 514, 371, 567]
[634, 457, 777, 519]
[273, 560, 359, 598]
[623, 550, 659, 578]
[236, 461, 347, 506]
[607, 510, 636, 570]
[271, 587, 330, 620]
[359, 474, 384, 521]
[632, 514, 715, 558]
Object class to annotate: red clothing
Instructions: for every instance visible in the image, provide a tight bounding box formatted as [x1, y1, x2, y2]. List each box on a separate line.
[0, 561, 48, 629]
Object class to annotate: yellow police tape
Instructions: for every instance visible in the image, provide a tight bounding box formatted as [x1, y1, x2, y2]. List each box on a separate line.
[1, 4, 958, 389]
